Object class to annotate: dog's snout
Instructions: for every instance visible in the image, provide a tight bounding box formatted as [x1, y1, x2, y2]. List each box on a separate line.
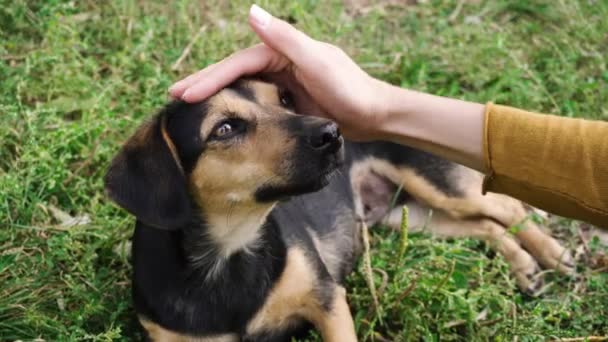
[310, 122, 342, 151]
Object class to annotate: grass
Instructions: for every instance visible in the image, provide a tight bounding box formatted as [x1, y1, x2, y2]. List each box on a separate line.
[1, 0, 607, 340]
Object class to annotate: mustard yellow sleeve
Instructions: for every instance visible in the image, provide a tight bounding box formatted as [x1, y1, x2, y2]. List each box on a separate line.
[482, 103, 608, 228]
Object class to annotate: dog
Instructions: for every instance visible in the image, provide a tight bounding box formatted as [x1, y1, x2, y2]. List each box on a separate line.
[105, 79, 574, 341]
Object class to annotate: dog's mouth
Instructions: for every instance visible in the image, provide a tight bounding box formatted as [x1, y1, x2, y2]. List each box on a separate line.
[254, 144, 344, 202]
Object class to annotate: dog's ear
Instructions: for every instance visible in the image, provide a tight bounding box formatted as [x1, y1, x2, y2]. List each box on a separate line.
[104, 115, 191, 229]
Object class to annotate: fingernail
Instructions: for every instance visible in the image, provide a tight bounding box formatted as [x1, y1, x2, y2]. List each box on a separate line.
[181, 90, 190, 101]
[250, 4, 271, 29]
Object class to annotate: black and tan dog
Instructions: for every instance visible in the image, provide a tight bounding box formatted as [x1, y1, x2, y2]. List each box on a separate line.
[105, 79, 574, 341]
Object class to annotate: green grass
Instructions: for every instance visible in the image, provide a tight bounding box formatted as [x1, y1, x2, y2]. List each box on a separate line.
[1, 0, 607, 340]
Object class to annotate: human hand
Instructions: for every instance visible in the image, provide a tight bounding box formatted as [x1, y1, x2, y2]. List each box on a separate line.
[168, 5, 391, 141]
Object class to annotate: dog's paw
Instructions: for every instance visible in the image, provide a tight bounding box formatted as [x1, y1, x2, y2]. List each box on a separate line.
[508, 249, 545, 295]
[532, 238, 576, 275]
[517, 265, 546, 296]
[517, 227, 576, 276]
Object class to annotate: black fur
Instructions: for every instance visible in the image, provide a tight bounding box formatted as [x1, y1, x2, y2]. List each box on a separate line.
[163, 101, 208, 173]
[104, 117, 192, 230]
[229, 79, 257, 102]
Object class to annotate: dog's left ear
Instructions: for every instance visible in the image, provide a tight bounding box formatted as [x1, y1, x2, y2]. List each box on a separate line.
[104, 115, 191, 229]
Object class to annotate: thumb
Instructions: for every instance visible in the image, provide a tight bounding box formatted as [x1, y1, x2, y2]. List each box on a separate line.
[248, 4, 314, 65]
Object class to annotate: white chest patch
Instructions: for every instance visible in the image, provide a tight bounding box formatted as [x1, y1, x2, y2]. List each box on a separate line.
[206, 202, 275, 257]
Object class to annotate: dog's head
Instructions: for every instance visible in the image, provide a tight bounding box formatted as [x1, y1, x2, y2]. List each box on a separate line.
[105, 79, 343, 229]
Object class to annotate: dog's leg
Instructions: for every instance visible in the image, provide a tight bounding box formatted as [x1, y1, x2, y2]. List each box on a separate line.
[373, 161, 574, 275]
[383, 203, 544, 294]
[464, 190, 576, 274]
[511, 212, 576, 274]
[438, 169, 575, 275]
[313, 286, 357, 342]
[139, 318, 186, 342]
[139, 317, 239, 342]
[370, 161, 518, 225]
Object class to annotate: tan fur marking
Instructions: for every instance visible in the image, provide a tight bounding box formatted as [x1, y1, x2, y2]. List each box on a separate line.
[139, 318, 237, 342]
[316, 286, 357, 342]
[161, 115, 184, 174]
[246, 247, 357, 342]
[246, 247, 319, 334]
[247, 80, 281, 107]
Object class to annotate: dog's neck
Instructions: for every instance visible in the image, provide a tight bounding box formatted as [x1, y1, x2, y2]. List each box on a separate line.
[204, 200, 276, 257]
[183, 194, 276, 280]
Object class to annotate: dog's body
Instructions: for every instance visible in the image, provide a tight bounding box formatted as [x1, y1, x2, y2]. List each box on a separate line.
[106, 79, 573, 341]
[131, 150, 360, 341]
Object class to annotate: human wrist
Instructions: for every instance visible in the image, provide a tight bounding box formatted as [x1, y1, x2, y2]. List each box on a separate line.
[367, 79, 403, 140]
[373, 84, 486, 171]
[371, 81, 415, 142]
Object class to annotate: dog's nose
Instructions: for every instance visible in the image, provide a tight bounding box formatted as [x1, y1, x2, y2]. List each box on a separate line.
[310, 122, 342, 151]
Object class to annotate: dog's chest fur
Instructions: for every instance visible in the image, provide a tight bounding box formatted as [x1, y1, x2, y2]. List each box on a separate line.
[131, 205, 349, 340]
[136, 245, 323, 342]
[131, 218, 282, 333]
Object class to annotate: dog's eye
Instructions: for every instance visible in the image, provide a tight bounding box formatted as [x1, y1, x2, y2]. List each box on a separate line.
[216, 123, 232, 137]
[211, 118, 246, 141]
[279, 89, 294, 109]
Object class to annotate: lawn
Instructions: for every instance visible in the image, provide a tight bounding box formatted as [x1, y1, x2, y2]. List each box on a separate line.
[1, 0, 607, 340]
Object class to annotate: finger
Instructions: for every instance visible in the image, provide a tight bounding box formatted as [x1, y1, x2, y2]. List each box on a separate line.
[168, 63, 219, 98]
[262, 72, 328, 118]
[169, 43, 271, 98]
[181, 44, 287, 102]
[248, 5, 316, 66]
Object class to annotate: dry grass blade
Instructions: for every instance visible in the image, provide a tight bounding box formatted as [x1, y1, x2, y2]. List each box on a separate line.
[398, 205, 409, 264]
[361, 220, 380, 315]
[172, 25, 207, 71]
[373, 268, 389, 297]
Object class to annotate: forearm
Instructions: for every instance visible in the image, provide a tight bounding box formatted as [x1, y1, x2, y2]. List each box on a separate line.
[376, 83, 486, 172]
